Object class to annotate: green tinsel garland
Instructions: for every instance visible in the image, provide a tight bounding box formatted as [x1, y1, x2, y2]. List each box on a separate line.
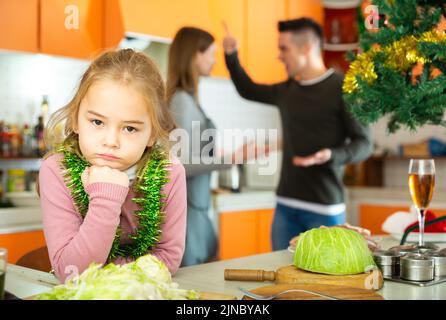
[58, 146, 170, 262]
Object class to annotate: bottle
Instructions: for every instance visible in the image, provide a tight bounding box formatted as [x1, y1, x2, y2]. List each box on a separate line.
[40, 95, 49, 126]
[0, 171, 3, 199]
[21, 124, 33, 157]
[7, 169, 26, 192]
[330, 19, 341, 44]
[34, 116, 45, 157]
[0, 121, 4, 157]
[1, 124, 11, 158]
[230, 165, 241, 193]
[9, 124, 21, 158]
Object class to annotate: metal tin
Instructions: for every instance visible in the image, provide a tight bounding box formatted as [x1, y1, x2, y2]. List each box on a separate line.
[400, 253, 435, 281]
[424, 252, 446, 277]
[416, 243, 440, 254]
[389, 243, 438, 255]
[389, 245, 418, 256]
[373, 250, 401, 277]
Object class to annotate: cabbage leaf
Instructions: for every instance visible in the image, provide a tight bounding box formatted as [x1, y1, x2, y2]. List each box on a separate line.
[36, 254, 199, 300]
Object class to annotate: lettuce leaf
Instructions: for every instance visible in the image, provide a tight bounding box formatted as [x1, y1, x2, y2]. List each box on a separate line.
[36, 254, 199, 300]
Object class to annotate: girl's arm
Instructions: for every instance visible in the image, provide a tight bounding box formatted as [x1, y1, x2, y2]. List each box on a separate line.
[39, 154, 128, 283]
[151, 159, 187, 275]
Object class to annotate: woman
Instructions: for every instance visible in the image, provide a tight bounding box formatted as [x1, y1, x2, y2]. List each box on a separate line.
[167, 27, 231, 266]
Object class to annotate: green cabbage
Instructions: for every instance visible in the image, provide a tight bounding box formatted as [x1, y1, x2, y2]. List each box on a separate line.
[36, 254, 200, 300]
[293, 227, 377, 275]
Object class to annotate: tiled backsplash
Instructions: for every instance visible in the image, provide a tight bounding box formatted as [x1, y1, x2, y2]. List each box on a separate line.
[198, 77, 282, 150]
[0, 50, 89, 125]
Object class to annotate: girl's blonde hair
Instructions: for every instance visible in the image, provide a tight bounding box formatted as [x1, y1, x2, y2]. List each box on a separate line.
[166, 27, 214, 103]
[44, 48, 175, 176]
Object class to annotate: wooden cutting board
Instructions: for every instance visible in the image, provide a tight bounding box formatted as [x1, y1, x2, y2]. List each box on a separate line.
[225, 265, 384, 291]
[199, 291, 237, 300]
[26, 291, 237, 300]
[242, 284, 384, 300]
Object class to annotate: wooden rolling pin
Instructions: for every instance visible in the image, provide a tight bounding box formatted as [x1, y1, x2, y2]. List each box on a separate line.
[225, 269, 276, 281]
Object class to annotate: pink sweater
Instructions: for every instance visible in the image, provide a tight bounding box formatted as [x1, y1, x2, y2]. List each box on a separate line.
[39, 153, 187, 283]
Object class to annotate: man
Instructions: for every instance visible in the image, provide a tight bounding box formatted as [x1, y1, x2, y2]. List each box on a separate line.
[223, 18, 373, 250]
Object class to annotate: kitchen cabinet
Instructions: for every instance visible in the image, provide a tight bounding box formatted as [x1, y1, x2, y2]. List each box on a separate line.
[257, 208, 275, 253]
[0, 0, 326, 71]
[322, 1, 360, 73]
[245, 0, 288, 84]
[118, 0, 213, 41]
[243, 0, 326, 83]
[40, 0, 104, 59]
[0, 0, 39, 53]
[288, 0, 324, 24]
[0, 230, 46, 264]
[219, 208, 274, 260]
[207, 0, 246, 78]
[118, 0, 245, 78]
[0, 0, 106, 59]
[359, 204, 446, 235]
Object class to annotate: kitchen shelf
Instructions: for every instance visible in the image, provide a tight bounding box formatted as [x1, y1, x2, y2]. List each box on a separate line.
[323, 42, 359, 51]
[0, 157, 41, 160]
[0, 158, 42, 202]
[383, 156, 446, 160]
[322, 0, 362, 9]
[0, 158, 42, 169]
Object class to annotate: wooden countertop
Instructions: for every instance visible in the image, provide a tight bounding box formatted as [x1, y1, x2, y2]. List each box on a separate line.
[5, 237, 446, 300]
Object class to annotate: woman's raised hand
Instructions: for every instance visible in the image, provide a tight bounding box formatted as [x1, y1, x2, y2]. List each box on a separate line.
[81, 166, 129, 188]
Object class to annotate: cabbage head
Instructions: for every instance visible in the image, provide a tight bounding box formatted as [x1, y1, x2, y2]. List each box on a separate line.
[293, 227, 377, 275]
[36, 254, 199, 300]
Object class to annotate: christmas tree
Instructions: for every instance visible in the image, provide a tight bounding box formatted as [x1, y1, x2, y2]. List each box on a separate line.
[343, 0, 446, 133]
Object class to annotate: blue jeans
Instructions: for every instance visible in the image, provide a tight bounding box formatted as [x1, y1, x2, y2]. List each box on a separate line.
[271, 203, 346, 251]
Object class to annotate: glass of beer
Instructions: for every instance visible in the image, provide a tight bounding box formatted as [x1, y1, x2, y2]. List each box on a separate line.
[408, 159, 435, 248]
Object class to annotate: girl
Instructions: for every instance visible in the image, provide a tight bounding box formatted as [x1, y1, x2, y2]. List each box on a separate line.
[167, 27, 232, 266]
[39, 49, 187, 283]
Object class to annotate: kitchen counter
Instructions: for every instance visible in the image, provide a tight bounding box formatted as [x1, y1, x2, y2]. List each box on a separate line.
[0, 186, 430, 234]
[174, 237, 446, 300]
[5, 237, 446, 300]
[0, 207, 42, 234]
[212, 188, 276, 212]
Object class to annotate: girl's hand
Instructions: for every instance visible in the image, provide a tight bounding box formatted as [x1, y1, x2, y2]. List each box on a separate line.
[81, 165, 129, 188]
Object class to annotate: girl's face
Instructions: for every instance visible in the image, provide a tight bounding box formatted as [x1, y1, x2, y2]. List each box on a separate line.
[75, 79, 153, 171]
[195, 42, 216, 76]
